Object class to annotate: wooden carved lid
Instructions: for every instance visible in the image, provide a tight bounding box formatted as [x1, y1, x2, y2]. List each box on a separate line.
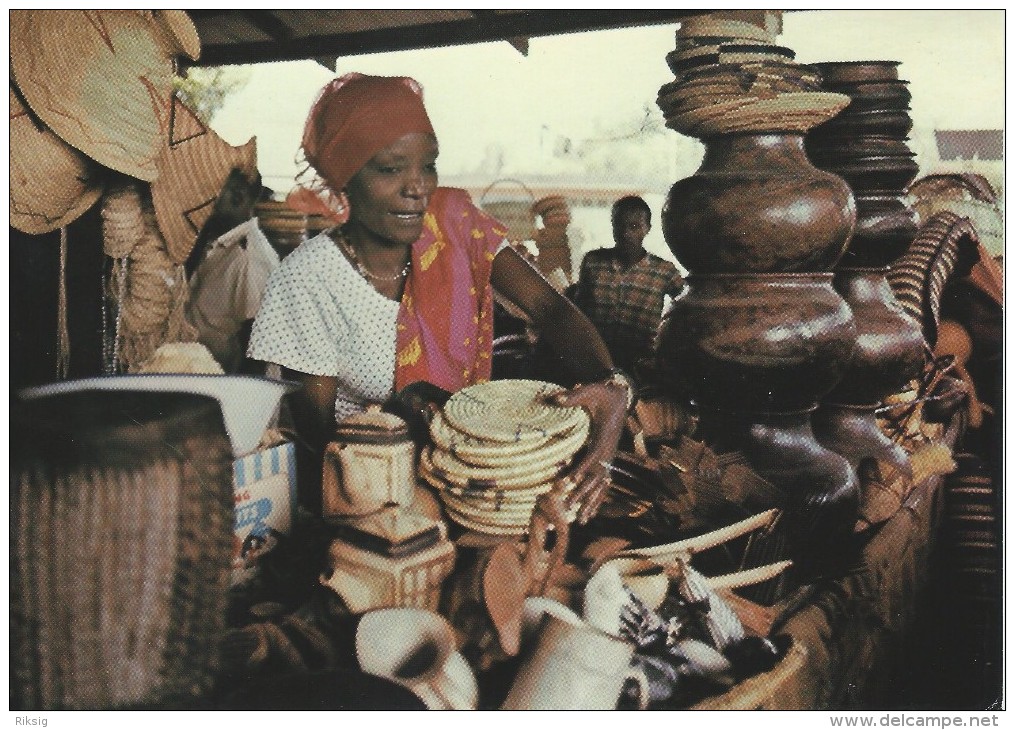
[334, 404, 411, 445]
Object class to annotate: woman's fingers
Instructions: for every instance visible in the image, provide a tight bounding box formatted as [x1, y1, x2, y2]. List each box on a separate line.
[546, 380, 628, 524]
[571, 473, 610, 525]
[564, 456, 613, 524]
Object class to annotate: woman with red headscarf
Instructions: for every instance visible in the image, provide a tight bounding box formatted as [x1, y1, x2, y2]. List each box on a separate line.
[248, 73, 630, 524]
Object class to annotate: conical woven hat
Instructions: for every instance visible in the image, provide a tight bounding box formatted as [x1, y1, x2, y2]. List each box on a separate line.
[10, 85, 104, 235]
[149, 9, 201, 61]
[10, 10, 195, 182]
[151, 95, 259, 264]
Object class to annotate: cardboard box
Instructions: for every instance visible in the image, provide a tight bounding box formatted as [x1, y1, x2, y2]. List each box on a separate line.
[231, 441, 297, 586]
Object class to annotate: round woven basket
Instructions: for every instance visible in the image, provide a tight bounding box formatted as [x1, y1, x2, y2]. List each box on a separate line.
[9, 84, 104, 235]
[442, 379, 585, 444]
[480, 179, 537, 242]
[10, 10, 187, 181]
[10, 390, 235, 710]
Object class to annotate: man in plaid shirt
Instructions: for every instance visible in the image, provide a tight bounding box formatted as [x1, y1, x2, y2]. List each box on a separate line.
[572, 196, 685, 375]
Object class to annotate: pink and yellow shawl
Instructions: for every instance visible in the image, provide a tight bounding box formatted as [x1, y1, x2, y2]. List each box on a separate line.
[394, 187, 508, 393]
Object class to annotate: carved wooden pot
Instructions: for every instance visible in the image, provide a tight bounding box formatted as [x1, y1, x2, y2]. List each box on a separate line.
[824, 267, 925, 404]
[843, 194, 921, 267]
[698, 407, 860, 573]
[662, 133, 856, 273]
[657, 273, 857, 412]
[812, 402, 910, 475]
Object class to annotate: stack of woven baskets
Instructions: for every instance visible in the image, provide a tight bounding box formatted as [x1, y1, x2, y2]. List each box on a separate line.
[420, 380, 589, 536]
[305, 213, 333, 240]
[255, 200, 307, 252]
[656, 14, 849, 137]
[532, 195, 573, 282]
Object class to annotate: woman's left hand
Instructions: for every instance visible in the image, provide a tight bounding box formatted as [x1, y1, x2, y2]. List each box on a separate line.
[548, 379, 629, 525]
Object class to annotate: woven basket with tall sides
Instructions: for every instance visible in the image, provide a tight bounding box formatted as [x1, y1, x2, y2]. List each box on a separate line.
[11, 390, 235, 710]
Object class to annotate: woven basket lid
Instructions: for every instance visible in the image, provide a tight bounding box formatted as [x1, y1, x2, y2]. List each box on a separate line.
[442, 379, 586, 444]
[664, 97, 756, 131]
[430, 409, 583, 468]
[442, 501, 533, 530]
[669, 47, 796, 76]
[420, 460, 557, 503]
[439, 486, 549, 512]
[439, 485, 578, 536]
[10, 10, 192, 182]
[669, 42, 787, 63]
[711, 91, 851, 134]
[440, 485, 548, 513]
[151, 95, 258, 264]
[9, 85, 104, 235]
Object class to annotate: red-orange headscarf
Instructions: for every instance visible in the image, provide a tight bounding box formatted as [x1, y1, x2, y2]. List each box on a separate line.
[287, 73, 435, 223]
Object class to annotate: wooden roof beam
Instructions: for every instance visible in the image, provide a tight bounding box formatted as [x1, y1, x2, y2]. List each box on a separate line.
[240, 10, 295, 42]
[470, 10, 529, 56]
[191, 10, 712, 67]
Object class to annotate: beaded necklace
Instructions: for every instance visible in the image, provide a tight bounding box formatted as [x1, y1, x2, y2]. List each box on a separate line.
[335, 229, 411, 282]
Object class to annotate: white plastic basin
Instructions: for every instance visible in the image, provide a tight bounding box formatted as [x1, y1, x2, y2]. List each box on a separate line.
[20, 374, 300, 457]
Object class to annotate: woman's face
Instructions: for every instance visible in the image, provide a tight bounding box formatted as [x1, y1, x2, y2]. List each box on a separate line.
[345, 132, 439, 247]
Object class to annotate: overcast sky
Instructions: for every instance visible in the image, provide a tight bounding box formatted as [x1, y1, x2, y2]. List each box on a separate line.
[211, 9, 1004, 193]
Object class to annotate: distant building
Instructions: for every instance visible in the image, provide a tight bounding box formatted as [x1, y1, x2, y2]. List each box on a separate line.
[923, 130, 1004, 199]
[935, 130, 1003, 162]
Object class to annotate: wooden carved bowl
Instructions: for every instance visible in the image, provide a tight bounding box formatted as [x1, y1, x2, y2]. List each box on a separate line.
[824, 156, 921, 193]
[840, 195, 921, 267]
[807, 135, 915, 161]
[825, 267, 926, 403]
[820, 79, 911, 103]
[811, 60, 901, 84]
[844, 96, 911, 114]
[813, 110, 914, 140]
[663, 133, 856, 273]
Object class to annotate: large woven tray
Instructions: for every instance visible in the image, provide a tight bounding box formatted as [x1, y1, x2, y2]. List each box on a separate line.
[443, 379, 586, 444]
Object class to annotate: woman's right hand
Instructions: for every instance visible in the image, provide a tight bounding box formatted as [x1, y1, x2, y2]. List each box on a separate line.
[548, 378, 630, 525]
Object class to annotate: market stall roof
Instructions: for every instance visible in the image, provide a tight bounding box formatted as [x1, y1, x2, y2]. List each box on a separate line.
[185, 10, 714, 67]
